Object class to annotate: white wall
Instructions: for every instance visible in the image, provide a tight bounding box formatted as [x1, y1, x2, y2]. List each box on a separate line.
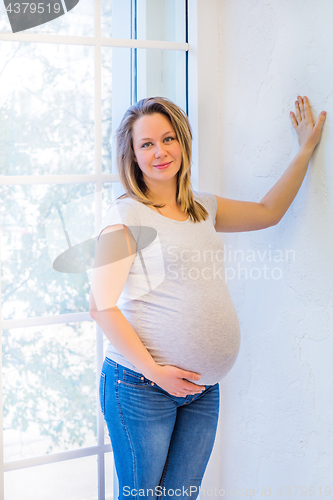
[188, 1, 223, 491]
[194, 0, 333, 495]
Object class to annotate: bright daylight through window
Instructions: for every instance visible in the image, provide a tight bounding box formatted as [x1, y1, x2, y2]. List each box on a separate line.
[0, 1, 188, 499]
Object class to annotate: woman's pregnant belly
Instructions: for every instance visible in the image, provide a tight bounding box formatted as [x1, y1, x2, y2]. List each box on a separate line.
[137, 289, 241, 386]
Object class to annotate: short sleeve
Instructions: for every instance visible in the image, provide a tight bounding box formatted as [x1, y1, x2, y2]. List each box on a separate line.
[97, 199, 141, 242]
[193, 190, 218, 226]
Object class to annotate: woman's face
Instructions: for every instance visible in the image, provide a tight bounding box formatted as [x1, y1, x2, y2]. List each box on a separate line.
[132, 112, 183, 190]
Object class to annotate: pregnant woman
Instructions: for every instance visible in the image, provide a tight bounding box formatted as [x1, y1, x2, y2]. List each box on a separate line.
[89, 96, 326, 498]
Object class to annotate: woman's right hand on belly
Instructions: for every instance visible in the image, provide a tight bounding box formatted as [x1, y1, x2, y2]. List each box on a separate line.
[145, 364, 206, 397]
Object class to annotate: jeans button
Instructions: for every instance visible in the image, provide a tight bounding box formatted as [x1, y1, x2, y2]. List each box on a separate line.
[151, 382, 155, 386]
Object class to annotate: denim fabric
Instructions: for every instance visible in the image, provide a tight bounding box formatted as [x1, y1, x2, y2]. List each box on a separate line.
[100, 357, 220, 500]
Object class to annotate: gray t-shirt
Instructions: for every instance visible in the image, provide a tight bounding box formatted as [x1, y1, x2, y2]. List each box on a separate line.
[97, 190, 241, 386]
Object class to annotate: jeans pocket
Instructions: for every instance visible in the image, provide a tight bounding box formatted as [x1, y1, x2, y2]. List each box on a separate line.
[121, 367, 150, 387]
[99, 372, 106, 415]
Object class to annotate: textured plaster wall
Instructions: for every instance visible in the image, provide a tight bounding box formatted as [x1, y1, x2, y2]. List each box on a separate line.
[202, 0, 333, 494]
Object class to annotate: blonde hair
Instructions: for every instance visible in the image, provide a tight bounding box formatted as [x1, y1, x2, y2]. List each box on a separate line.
[115, 97, 209, 223]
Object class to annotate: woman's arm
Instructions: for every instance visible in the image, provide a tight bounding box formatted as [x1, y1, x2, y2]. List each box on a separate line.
[90, 294, 205, 396]
[89, 225, 161, 378]
[214, 95, 327, 233]
[90, 293, 158, 378]
[90, 225, 205, 396]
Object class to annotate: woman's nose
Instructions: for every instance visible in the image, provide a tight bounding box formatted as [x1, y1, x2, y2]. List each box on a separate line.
[154, 142, 167, 157]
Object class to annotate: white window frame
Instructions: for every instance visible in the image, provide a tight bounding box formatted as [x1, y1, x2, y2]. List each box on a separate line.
[0, 1, 190, 499]
[1, 0, 224, 496]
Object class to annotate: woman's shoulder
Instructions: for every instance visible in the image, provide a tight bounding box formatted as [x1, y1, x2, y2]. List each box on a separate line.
[192, 190, 217, 224]
[98, 195, 141, 241]
[116, 191, 213, 204]
[114, 194, 142, 207]
[114, 193, 133, 203]
[109, 194, 141, 211]
[192, 189, 216, 208]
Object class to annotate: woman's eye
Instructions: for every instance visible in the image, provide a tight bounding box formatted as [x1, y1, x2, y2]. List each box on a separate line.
[141, 137, 175, 148]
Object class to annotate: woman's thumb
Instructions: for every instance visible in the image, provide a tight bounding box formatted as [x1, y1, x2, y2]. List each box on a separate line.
[319, 111, 327, 122]
[314, 111, 326, 131]
[184, 371, 201, 381]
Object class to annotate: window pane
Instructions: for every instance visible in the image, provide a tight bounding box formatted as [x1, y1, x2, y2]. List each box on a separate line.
[101, 0, 186, 42]
[102, 48, 131, 174]
[0, 42, 94, 175]
[0, 1, 11, 32]
[105, 451, 115, 499]
[102, 183, 124, 208]
[137, 48, 186, 109]
[0, 0, 93, 37]
[3, 321, 96, 462]
[102, 47, 186, 173]
[100, 183, 123, 449]
[101, 0, 131, 39]
[0, 183, 96, 320]
[4, 455, 98, 500]
[137, 0, 186, 42]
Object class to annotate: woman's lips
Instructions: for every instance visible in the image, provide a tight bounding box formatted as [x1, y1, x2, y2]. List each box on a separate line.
[154, 161, 172, 169]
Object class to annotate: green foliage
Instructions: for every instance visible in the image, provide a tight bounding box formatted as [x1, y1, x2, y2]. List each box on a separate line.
[2, 324, 96, 453]
[0, 41, 112, 453]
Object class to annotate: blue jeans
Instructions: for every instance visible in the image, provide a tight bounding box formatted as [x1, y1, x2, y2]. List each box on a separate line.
[100, 357, 220, 500]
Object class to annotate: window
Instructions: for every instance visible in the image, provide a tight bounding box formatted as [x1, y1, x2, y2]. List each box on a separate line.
[0, 1, 188, 498]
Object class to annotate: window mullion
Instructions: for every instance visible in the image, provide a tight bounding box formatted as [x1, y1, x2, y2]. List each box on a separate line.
[1, 312, 92, 330]
[94, 2, 106, 499]
[0, 2, 189, 497]
[0, 33, 188, 51]
[130, 0, 138, 105]
[185, 0, 189, 115]
[3, 444, 112, 472]
[0, 174, 121, 185]
[0, 222, 5, 500]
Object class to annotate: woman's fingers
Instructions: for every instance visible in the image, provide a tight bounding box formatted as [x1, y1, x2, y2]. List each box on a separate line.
[303, 96, 310, 122]
[155, 365, 205, 396]
[291, 96, 312, 128]
[295, 99, 303, 124]
[302, 96, 315, 125]
[290, 111, 298, 129]
[290, 95, 327, 149]
[297, 95, 304, 118]
[295, 100, 301, 123]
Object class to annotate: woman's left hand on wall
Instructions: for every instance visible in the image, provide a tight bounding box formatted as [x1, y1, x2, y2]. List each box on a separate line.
[290, 95, 326, 152]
